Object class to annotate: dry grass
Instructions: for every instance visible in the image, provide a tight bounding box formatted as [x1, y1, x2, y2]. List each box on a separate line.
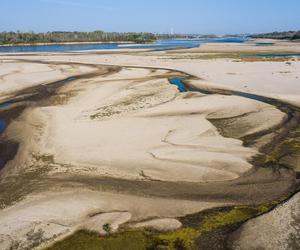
[164, 51, 300, 62]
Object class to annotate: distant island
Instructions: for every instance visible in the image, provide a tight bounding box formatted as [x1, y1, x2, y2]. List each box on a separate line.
[250, 30, 300, 40]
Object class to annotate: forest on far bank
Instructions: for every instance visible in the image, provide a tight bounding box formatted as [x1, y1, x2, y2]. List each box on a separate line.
[0, 31, 157, 45]
[251, 31, 300, 40]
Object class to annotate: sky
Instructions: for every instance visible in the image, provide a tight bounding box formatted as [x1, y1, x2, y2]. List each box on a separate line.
[1, 0, 300, 35]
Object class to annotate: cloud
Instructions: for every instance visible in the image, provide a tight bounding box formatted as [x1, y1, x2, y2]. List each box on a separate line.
[39, 0, 113, 10]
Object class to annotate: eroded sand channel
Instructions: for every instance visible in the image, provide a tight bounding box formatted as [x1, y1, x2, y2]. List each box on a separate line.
[0, 57, 298, 249]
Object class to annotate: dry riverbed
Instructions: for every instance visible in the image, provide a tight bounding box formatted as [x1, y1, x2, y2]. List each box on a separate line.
[0, 41, 299, 250]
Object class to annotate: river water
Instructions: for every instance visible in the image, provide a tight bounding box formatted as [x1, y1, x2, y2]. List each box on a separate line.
[0, 120, 6, 134]
[0, 38, 247, 53]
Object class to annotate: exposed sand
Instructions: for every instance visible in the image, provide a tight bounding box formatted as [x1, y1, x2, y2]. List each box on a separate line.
[0, 40, 299, 249]
[4, 40, 298, 107]
[5, 67, 285, 183]
[230, 192, 300, 250]
[182, 39, 300, 53]
[130, 218, 182, 231]
[0, 59, 95, 102]
[0, 189, 222, 250]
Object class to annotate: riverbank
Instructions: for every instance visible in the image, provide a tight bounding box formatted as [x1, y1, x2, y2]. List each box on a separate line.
[3, 39, 298, 106]
[0, 41, 137, 47]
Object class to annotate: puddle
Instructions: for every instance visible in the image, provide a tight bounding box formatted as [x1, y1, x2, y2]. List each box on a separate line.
[0, 101, 12, 109]
[0, 119, 6, 134]
[169, 78, 187, 92]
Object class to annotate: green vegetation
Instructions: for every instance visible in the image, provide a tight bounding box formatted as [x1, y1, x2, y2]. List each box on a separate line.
[0, 31, 156, 45]
[46, 200, 287, 250]
[156, 204, 276, 250]
[0, 154, 53, 209]
[0, 31, 223, 45]
[0, 166, 48, 209]
[166, 51, 300, 62]
[251, 30, 300, 40]
[102, 224, 112, 235]
[260, 123, 300, 172]
[45, 230, 156, 250]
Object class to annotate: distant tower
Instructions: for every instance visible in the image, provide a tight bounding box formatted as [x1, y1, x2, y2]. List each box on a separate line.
[170, 28, 174, 35]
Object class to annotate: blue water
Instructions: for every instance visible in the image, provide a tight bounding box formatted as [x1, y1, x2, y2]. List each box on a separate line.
[4, 37, 298, 59]
[0, 37, 248, 53]
[256, 53, 300, 58]
[67, 76, 77, 81]
[232, 91, 272, 104]
[256, 42, 274, 46]
[0, 120, 6, 134]
[57, 76, 77, 85]
[169, 78, 187, 92]
[0, 101, 12, 109]
[207, 38, 247, 43]
[0, 43, 120, 53]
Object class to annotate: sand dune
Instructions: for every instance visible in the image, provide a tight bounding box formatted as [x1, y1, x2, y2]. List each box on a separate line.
[0, 60, 95, 102]
[9, 67, 286, 183]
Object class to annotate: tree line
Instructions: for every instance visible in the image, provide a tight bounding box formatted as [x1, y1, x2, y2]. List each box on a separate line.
[250, 31, 300, 40]
[0, 31, 157, 45]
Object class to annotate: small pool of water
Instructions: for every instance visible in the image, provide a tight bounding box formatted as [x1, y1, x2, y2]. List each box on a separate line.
[232, 91, 272, 104]
[54, 76, 77, 86]
[0, 119, 6, 134]
[62, 76, 77, 83]
[169, 78, 187, 92]
[255, 42, 274, 46]
[66, 76, 77, 81]
[256, 53, 300, 58]
[0, 101, 12, 109]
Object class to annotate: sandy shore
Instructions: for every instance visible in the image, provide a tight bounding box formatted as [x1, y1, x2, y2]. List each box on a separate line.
[3, 39, 298, 107]
[0, 59, 96, 102]
[0, 40, 299, 249]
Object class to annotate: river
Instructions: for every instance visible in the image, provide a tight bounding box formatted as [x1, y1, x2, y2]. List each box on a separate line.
[0, 37, 247, 53]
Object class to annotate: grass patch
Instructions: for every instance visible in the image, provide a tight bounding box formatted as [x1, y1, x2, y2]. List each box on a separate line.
[45, 230, 157, 250]
[165, 51, 300, 62]
[45, 201, 285, 250]
[0, 154, 53, 209]
[259, 122, 300, 171]
[0, 166, 49, 208]
[156, 204, 273, 249]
